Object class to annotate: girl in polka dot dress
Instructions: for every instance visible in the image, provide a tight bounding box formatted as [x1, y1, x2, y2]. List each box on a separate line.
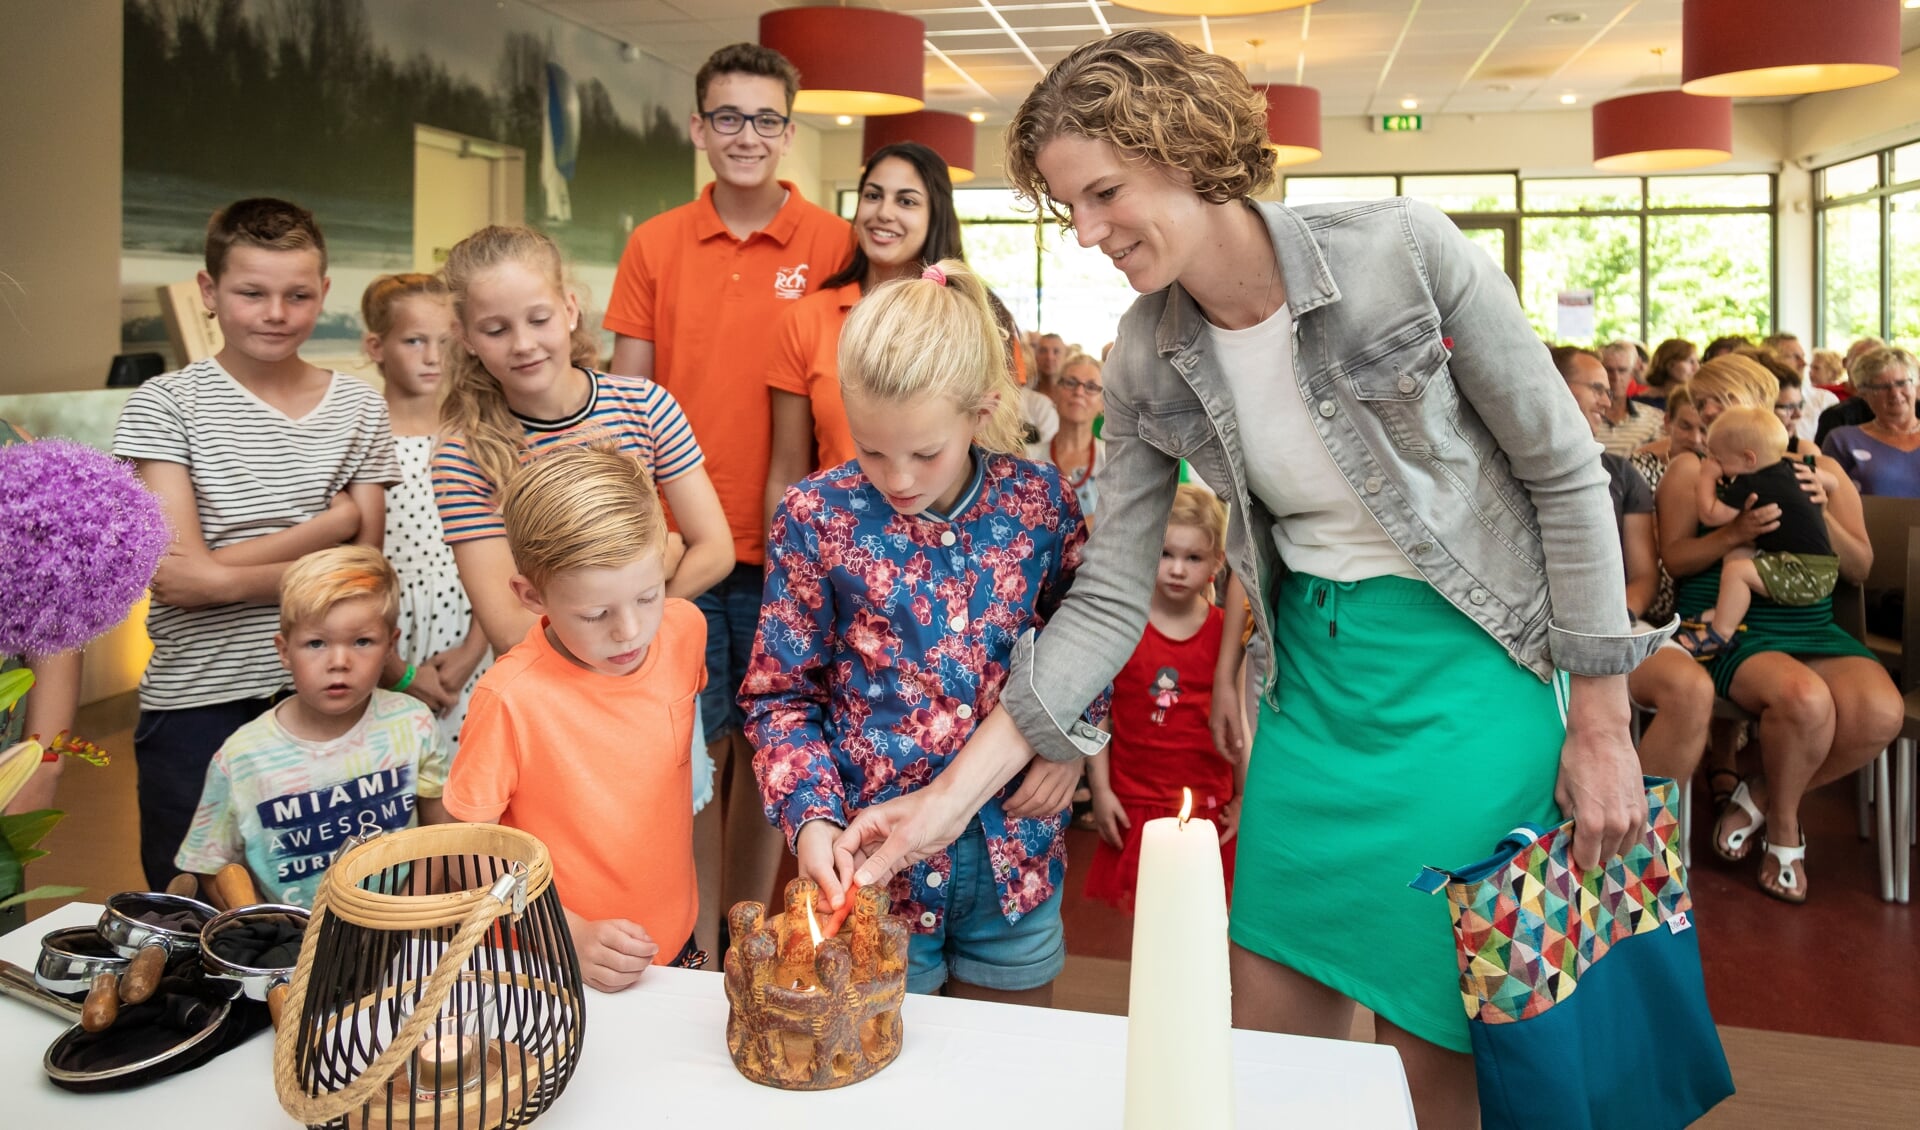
[364, 274, 491, 750]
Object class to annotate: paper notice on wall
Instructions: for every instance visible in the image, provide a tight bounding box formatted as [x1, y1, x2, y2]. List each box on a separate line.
[1556, 289, 1595, 342]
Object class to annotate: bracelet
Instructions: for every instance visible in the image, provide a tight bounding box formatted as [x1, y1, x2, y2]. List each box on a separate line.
[391, 663, 417, 693]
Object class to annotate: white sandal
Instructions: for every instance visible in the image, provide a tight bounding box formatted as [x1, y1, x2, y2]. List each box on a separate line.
[1761, 839, 1808, 904]
[1715, 780, 1766, 861]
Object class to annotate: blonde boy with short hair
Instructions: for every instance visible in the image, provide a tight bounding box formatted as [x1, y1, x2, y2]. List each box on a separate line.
[174, 546, 449, 906]
[443, 446, 708, 993]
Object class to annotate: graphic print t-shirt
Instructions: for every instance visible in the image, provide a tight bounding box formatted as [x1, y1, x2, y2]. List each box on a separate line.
[174, 690, 449, 906]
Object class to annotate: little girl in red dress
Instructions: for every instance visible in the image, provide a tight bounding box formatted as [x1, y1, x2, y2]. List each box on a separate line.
[1084, 484, 1240, 912]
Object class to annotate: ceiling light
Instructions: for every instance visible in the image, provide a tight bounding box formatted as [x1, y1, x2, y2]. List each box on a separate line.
[968, 110, 987, 123]
[863, 110, 978, 183]
[1559, 93, 1578, 105]
[759, 8, 925, 116]
[835, 115, 853, 126]
[1592, 89, 1732, 172]
[1546, 11, 1587, 24]
[1681, 0, 1900, 97]
[1256, 83, 1322, 168]
[1112, 0, 1320, 17]
[1400, 97, 1418, 110]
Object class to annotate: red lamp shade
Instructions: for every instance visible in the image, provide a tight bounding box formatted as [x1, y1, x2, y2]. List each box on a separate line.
[863, 111, 977, 184]
[1113, 0, 1320, 16]
[1257, 83, 1322, 167]
[1681, 0, 1901, 97]
[1592, 90, 1732, 172]
[760, 8, 926, 116]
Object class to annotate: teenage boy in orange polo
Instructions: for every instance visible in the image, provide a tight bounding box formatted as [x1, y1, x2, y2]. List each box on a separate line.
[603, 43, 851, 957]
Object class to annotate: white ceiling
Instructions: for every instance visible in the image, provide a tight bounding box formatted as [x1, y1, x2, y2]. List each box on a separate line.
[535, 0, 1920, 124]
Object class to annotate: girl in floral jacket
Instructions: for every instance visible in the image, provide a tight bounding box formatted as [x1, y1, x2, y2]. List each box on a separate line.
[742, 260, 1105, 1004]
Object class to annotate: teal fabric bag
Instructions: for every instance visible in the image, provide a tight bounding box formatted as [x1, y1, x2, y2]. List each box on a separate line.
[1414, 777, 1733, 1130]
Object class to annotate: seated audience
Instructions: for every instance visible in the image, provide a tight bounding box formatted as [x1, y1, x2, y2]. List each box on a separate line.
[1637, 337, 1698, 410]
[1554, 347, 1711, 782]
[1657, 355, 1897, 904]
[1810, 348, 1849, 398]
[1047, 350, 1106, 524]
[1822, 347, 1920, 498]
[174, 547, 449, 906]
[1632, 385, 1708, 625]
[1596, 340, 1666, 455]
[1703, 334, 1750, 361]
[1765, 332, 1833, 442]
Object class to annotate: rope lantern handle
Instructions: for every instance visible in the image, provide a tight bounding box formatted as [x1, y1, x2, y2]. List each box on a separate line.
[272, 865, 527, 1123]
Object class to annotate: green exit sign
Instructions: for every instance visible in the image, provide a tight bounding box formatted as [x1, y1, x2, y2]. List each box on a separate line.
[1378, 114, 1425, 133]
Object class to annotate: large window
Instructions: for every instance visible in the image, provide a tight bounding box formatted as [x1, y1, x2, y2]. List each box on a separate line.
[836, 187, 1137, 353]
[1280, 171, 1775, 345]
[1816, 142, 1920, 348]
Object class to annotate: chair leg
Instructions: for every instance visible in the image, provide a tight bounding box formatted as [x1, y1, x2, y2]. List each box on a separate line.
[1876, 748, 1896, 903]
[1897, 739, 1914, 905]
[1680, 774, 1693, 870]
[1859, 766, 1873, 840]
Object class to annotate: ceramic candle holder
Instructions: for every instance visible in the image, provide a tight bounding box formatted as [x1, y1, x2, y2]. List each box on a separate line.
[723, 878, 908, 1090]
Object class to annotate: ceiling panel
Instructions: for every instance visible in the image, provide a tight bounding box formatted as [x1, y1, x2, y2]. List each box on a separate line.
[538, 0, 1920, 125]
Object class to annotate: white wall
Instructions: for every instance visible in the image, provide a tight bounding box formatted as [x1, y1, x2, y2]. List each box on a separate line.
[0, 0, 123, 395]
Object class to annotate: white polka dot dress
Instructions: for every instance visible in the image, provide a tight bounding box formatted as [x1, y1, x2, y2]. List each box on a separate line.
[385, 435, 489, 751]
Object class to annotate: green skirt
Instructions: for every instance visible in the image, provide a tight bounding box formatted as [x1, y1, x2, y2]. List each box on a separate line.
[1675, 566, 1873, 698]
[1229, 573, 1563, 1053]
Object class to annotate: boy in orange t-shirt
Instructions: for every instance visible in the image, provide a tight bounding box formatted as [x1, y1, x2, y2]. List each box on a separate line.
[443, 446, 707, 993]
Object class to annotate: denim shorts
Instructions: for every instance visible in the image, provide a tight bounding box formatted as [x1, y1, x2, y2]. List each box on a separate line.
[906, 819, 1066, 995]
[697, 561, 765, 743]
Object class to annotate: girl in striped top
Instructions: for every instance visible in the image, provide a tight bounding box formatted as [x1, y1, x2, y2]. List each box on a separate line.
[429, 226, 735, 657]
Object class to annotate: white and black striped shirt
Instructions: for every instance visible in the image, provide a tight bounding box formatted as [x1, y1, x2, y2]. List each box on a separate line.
[112, 360, 400, 710]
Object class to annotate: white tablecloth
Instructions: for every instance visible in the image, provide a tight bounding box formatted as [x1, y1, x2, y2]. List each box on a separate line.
[1, 902, 1416, 1127]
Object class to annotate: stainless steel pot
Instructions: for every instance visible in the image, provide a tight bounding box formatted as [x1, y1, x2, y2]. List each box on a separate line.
[34, 925, 131, 1032]
[199, 902, 309, 1026]
[97, 890, 216, 1005]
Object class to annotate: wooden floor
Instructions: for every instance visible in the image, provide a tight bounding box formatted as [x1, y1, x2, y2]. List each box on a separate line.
[17, 694, 1920, 1127]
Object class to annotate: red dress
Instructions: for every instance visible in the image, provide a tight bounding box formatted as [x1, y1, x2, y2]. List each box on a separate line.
[1083, 606, 1237, 912]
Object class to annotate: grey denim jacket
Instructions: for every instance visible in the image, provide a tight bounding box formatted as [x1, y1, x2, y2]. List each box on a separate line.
[1003, 197, 1669, 763]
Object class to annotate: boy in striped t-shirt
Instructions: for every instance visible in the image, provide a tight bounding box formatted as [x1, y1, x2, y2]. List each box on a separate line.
[113, 198, 402, 889]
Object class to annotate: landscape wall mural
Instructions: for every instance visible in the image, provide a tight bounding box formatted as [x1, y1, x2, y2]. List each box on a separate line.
[121, 0, 695, 359]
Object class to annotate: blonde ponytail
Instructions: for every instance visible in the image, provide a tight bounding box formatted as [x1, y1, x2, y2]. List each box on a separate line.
[838, 259, 1026, 455]
[438, 225, 571, 492]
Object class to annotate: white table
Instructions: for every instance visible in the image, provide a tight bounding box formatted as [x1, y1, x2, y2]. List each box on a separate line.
[1, 903, 1415, 1127]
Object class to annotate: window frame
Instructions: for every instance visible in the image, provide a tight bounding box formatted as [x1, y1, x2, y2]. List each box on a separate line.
[1278, 170, 1778, 344]
[1812, 142, 1920, 347]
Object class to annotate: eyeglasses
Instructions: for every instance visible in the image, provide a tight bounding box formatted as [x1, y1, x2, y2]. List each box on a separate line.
[1057, 376, 1103, 395]
[1774, 401, 1804, 416]
[1579, 382, 1612, 401]
[1862, 379, 1915, 394]
[699, 109, 791, 138]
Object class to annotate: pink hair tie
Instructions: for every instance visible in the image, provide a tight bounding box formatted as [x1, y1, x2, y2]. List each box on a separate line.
[921, 264, 947, 286]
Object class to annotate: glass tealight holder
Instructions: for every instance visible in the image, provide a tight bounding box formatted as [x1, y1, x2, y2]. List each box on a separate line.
[398, 975, 497, 1101]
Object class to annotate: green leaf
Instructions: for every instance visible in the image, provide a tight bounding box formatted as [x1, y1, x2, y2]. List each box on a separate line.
[0, 838, 19, 902]
[0, 809, 63, 856]
[0, 668, 33, 715]
[0, 884, 86, 911]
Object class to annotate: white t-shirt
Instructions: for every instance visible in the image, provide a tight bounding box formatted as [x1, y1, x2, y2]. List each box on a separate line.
[113, 360, 400, 710]
[1207, 304, 1418, 582]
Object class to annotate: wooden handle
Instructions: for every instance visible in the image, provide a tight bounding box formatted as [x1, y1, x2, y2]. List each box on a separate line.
[119, 945, 167, 1004]
[212, 862, 258, 912]
[267, 982, 289, 1028]
[81, 971, 119, 1032]
[164, 873, 199, 899]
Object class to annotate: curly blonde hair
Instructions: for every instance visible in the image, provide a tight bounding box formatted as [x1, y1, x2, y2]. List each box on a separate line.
[1006, 29, 1275, 223]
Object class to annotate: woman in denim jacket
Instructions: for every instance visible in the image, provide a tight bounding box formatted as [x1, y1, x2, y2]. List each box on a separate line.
[837, 31, 1665, 1126]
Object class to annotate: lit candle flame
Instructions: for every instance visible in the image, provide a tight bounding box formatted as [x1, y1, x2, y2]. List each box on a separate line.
[806, 892, 823, 949]
[1178, 787, 1193, 826]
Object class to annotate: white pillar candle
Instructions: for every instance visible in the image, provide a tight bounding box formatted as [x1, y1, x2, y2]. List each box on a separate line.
[1125, 789, 1235, 1130]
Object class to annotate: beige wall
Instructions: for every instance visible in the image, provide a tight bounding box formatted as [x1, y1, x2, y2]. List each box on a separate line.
[1787, 47, 1920, 166]
[0, 0, 123, 395]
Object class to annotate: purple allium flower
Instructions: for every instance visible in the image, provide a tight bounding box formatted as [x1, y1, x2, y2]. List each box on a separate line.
[0, 439, 169, 655]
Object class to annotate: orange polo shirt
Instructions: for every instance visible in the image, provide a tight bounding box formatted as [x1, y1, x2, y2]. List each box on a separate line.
[445, 601, 707, 956]
[767, 280, 861, 474]
[603, 182, 853, 564]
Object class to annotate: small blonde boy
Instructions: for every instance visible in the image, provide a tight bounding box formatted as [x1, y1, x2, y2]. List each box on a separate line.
[1682, 405, 1841, 657]
[174, 546, 448, 907]
[443, 446, 708, 993]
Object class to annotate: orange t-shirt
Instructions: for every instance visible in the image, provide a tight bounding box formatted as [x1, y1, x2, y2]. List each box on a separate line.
[444, 601, 707, 955]
[602, 182, 853, 564]
[767, 280, 861, 474]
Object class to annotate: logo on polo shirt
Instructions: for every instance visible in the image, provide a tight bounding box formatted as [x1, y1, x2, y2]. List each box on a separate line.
[775, 263, 809, 299]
